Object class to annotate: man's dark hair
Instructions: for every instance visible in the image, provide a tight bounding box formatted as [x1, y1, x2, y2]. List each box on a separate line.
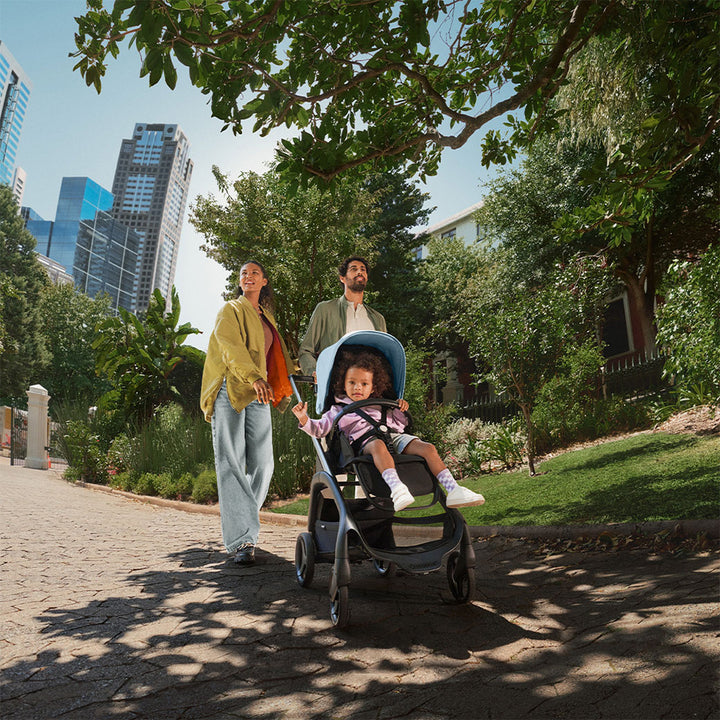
[338, 255, 369, 278]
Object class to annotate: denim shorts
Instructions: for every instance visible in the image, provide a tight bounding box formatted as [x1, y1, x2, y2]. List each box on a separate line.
[361, 432, 418, 454]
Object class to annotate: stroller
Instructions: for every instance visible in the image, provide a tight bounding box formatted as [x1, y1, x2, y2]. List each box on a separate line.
[289, 330, 476, 628]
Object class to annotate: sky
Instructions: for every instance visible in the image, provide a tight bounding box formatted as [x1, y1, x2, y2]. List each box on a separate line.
[1, 0, 513, 351]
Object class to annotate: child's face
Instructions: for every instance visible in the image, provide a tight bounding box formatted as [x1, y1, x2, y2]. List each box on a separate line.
[344, 366, 374, 401]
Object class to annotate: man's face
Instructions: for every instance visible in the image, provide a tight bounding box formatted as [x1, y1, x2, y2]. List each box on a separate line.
[341, 261, 368, 293]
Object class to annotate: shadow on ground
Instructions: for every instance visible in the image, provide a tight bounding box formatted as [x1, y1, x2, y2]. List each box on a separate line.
[3, 540, 718, 719]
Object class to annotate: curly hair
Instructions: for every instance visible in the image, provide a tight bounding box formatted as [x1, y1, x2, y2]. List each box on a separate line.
[338, 255, 369, 278]
[331, 347, 396, 399]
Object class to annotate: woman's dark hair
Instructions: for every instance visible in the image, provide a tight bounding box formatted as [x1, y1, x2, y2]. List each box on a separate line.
[331, 347, 395, 399]
[235, 260, 275, 312]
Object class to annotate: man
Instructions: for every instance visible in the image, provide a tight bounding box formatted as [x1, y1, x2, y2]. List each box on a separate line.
[298, 256, 387, 377]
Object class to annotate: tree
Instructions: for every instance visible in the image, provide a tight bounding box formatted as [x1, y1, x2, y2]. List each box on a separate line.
[37, 283, 113, 408]
[190, 167, 377, 351]
[0, 185, 51, 404]
[93, 287, 200, 424]
[355, 170, 432, 345]
[73, 0, 718, 208]
[457, 251, 611, 474]
[477, 132, 719, 354]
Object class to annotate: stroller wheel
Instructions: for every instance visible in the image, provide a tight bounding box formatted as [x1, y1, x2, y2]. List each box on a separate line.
[295, 532, 316, 588]
[372, 558, 396, 577]
[330, 585, 350, 628]
[447, 552, 475, 603]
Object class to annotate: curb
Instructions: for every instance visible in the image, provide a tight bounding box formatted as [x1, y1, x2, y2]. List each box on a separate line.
[79, 482, 720, 540]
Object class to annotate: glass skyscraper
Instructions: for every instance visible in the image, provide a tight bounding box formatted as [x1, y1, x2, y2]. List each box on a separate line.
[0, 41, 31, 201]
[110, 123, 193, 312]
[22, 177, 141, 313]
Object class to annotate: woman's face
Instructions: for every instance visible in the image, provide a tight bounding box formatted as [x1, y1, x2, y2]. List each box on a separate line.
[239, 263, 268, 295]
[344, 366, 374, 401]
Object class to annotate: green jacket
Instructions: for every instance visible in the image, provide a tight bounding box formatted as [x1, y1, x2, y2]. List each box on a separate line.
[201, 297, 294, 421]
[298, 295, 387, 376]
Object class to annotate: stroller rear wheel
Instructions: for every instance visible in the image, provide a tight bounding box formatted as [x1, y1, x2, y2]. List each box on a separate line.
[446, 552, 475, 603]
[295, 532, 316, 587]
[330, 585, 350, 627]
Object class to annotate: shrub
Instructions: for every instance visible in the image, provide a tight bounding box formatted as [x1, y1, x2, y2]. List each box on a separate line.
[62, 420, 109, 484]
[155, 471, 194, 500]
[192, 468, 218, 504]
[134, 472, 158, 496]
[442, 417, 526, 477]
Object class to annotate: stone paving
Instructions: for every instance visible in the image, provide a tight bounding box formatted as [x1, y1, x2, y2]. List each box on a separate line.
[1, 458, 718, 720]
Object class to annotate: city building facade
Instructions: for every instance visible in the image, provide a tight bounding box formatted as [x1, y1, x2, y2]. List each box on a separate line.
[0, 41, 31, 203]
[110, 123, 193, 312]
[22, 177, 140, 312]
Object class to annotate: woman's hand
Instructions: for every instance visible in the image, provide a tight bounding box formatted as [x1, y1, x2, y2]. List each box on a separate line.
[253, 378, 275, 404]
[292, 401, 309, 426]
[397, 398, 409, 412]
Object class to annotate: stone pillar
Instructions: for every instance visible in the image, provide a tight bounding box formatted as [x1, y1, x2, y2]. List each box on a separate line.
[26, 384, 50, 470]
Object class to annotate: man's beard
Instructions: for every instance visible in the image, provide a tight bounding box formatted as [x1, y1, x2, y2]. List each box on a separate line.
[346, 277, 366, 292]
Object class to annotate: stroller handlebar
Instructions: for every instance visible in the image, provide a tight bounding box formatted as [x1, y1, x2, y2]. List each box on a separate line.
[290, 374, 316, 384]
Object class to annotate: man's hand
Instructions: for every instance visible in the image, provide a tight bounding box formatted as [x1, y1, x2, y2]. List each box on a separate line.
[253, 379, 275, 404]
[292, 401, 309, 426]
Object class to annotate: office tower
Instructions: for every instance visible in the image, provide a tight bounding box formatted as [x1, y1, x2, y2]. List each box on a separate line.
[0, 41, 31, 200]
[110, 123, 193, 312]
[22, 177, 141, 312]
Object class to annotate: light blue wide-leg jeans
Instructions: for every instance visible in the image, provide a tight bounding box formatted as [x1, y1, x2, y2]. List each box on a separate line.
[211, 382, 274, 552]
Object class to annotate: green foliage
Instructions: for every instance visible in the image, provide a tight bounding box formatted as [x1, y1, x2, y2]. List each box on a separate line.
[270, 400, 316, 499]
[191, 468, 219, 504]
[0, 185, 51, 404]
[62, 420, 109, 484]
[73, 1, 718, 215]
[190, 167, 376, 350]
[107, 403, 214, 479]
[443, 417, 526, 477]
[93, 287, 201, 424]
[38, 283, 113, 407]
[656, 245, 720, 404]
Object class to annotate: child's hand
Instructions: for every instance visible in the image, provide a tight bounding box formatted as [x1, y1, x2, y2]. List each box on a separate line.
[397, 398, 409, 412]
[292, 401, 309, 426]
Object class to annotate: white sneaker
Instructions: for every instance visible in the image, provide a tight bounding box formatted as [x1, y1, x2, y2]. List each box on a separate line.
[390, 483, 415, 511]
[446, 486, 485, 508]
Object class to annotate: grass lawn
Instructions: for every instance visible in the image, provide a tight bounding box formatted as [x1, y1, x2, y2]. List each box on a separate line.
[270, 431, 720, 527]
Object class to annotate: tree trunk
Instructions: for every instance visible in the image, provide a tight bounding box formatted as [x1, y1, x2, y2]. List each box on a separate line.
[521, 403, 537, 476]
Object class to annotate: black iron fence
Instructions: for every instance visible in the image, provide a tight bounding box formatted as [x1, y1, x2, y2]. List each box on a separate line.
[458, 352, 667, 422]
[48, 420, 69, 470]
[10, 407, 27, 467]
[602, 351, 667, 398]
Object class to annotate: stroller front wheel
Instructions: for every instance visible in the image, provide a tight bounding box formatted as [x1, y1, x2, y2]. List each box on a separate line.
[295, 532, 316, 587]
[447, 552, 475, 603]
[330, 585, 350, 627]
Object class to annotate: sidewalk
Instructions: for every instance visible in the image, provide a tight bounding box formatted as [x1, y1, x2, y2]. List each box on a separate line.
[2, 459, 718, 720]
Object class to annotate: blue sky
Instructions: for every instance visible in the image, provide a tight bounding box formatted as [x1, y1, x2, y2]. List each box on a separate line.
[2, 0, 511, 350]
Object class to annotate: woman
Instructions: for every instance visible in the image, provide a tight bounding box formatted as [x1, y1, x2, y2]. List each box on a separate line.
[201, 261, 294, 565]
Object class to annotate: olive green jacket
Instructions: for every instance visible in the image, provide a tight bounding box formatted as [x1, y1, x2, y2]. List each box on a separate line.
[201, 297, 294, 421]
[298, 295, 387, 376]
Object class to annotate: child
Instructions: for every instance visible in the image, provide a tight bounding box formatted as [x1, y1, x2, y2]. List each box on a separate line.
[292, 349, 485, 512]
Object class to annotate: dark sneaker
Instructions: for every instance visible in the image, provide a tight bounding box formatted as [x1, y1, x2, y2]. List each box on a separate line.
[234, 543, 256, 565]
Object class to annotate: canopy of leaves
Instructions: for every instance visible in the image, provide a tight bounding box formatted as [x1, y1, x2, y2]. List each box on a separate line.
[74, 0, 684, 182]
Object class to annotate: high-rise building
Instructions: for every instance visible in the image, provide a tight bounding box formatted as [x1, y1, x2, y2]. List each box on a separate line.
[0, 41, 31, 202]
[110, 123, 193, 312]
[22, 177, 141, 312]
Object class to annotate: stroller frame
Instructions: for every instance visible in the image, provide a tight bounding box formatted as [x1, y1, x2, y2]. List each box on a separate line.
[289, 333, 476, 628]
